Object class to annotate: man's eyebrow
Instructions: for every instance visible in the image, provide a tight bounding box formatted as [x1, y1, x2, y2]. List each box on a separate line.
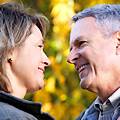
[73, 36, 86, 45]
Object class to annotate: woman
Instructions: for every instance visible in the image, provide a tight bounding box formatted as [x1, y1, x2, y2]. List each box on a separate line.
[0, 2, 54, 120]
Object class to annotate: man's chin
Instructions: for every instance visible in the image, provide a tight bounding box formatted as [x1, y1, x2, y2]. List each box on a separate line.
[80, 77, 92, 90]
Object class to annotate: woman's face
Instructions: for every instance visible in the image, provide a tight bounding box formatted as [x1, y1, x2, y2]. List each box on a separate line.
[10, 24, 50, 92]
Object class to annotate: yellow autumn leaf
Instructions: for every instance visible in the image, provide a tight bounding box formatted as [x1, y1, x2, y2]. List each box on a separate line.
[45, 77, 56, 93]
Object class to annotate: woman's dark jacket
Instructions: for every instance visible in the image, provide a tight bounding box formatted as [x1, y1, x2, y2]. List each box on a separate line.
[0, 91, 54, 120]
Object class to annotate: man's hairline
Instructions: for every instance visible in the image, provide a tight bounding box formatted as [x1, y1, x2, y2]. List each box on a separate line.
[72, 16, 111, 38]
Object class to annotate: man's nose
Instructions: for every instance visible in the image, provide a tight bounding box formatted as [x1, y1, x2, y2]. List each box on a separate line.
[67, 50, 78, 64]
[67, 53, 72, 64]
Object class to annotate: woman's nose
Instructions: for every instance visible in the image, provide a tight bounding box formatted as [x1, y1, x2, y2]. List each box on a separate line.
[42, 52, 51, 66]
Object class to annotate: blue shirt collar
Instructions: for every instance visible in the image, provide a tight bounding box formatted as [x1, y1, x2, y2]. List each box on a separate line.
[94, 88, 120, 111]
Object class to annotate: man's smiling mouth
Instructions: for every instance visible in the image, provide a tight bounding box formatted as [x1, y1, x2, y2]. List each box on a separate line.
[76, 63, 90, 79]
[76, 63, 89, 72]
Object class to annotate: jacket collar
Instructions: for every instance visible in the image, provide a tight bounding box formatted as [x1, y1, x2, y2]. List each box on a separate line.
[0, 91, 42, 115]
[0, 91, 54, 120]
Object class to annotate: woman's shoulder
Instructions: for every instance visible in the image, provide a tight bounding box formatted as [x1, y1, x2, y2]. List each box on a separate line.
[0, 102, 38, 120]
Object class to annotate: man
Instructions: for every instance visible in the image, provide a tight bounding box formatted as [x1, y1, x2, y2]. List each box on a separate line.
[67, 4, 120, 120]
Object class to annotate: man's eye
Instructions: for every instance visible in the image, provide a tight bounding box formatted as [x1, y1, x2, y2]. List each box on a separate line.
[70, 47, 72, 51]
[78, 41, 87, 47]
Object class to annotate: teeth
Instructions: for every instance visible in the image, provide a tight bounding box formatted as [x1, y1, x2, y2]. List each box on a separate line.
[79, 64, 88, 72]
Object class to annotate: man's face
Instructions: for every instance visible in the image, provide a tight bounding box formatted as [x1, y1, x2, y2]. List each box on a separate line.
[67, 17, 119, 92]
[11, 24, 50, 92]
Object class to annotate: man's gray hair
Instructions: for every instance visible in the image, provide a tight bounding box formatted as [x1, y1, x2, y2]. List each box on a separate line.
[72, 4, 120, 36]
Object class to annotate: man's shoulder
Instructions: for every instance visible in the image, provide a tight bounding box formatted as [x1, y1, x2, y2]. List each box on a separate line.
[76, 110, 86, 120]
[76, 100, 97, 120]
[0, 102, 38, 120]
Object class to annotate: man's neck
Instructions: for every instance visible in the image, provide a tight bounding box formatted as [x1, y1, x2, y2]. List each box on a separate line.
[98, 87, 120, 103]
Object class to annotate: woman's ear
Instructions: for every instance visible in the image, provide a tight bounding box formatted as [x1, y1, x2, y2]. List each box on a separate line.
[7, 58, 12, 64]
[0, 50, 14, 93]
[6, 51, 13, 65]
[6, 47, 18, 65]
[116, 31, 120, 55]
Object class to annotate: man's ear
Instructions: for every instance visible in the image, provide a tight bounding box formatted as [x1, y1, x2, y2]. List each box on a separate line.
[116, 31, 120, 55]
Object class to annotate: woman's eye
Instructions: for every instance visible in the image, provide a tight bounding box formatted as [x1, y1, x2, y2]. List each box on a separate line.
[38, 45, 43, 48]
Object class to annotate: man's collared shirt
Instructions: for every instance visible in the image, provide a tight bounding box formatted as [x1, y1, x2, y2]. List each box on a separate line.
[77, 88, 120, 120]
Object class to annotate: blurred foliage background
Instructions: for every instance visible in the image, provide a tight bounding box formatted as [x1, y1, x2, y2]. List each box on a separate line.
[0, 0, 120, 120]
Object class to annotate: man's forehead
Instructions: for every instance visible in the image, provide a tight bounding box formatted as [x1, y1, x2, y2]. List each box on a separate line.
[70, 17, 101, 45]
[70, 21, 87, 45]
[70, 28, 79, 44]
[70, 20, 83, 44]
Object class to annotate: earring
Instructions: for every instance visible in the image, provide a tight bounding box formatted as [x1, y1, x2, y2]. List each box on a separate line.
[7, 58, 12, 63]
